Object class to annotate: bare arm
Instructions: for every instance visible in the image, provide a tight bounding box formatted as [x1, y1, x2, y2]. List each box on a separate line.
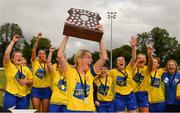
[129, 36, 137, 66]
[93, 41, 108, 74]
[31, 32, 42, 61]
[17, 79, 33, 86]
[93, 25, 108, 74]
[57, 35, 69, 72]
[47, 47, 55, 73]
[3, 35, 20, 64]
[148, 46, 153, 72]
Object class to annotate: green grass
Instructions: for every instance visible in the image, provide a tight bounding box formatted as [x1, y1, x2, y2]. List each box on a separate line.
[0, 70, 6, 106]
[0, 70, 33, 108]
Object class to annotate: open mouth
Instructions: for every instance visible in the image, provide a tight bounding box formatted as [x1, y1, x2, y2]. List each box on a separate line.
[87, 63, 91, 67]
[17, 59, 22, 62]
[169, 68, 175, 70]
[119, 63, 124, 67]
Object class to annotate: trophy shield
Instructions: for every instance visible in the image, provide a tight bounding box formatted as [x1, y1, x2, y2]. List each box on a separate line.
[63, 8, 103, 42]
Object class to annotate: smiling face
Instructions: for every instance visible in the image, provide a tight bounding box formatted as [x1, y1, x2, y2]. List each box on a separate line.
[12, 52, 23, 65]
[21, 57, 27, 66]
[167, 60, 177, 74]
[38, 50, 46, 62]
[100, 66, 108, 78]
[116, 56, 126, 70]
[153, 57, 161, 70]
[137, 54, 146, 67]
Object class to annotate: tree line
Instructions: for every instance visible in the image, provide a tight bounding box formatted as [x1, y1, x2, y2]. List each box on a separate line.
[0, 23, 179, 67]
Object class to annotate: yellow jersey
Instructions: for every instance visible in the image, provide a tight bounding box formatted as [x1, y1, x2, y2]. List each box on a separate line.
[50, 63, 67, 105]
[65, 64, 96, 111]
[108, 64, 134, 95]
[176, 83, 180, 97]
[148, 68, 165, 103]
[132, 66, 150, 92]
[4, 61, 33, 97]
[31, 59, 51, 88]
[94, 75, 114, 101]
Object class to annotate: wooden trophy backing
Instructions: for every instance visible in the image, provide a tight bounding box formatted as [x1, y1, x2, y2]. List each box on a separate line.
[63, 8, 103, 42]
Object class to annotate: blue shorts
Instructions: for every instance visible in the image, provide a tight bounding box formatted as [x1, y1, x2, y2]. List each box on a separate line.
[31, 87, 52, 99]
[49, 104, 67, 112]
[3, 92, 30, 109]
[135, 91, 149, 107]
[96, 101, 115, 112]
[115, 92, 137, 112]
[66, 110, 93, 113]
[149, 101, 166, 112]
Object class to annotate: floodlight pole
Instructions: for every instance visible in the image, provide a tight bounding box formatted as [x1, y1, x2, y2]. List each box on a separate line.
[107, 12, 116, 69]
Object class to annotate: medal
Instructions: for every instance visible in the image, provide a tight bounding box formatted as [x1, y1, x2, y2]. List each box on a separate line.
[61, 85, 65, 90]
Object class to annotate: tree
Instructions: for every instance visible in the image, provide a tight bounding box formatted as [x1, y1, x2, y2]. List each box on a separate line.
[111, 45, 132, 68]
[22, 36, 52, 65]
[0, 23, 25, 67]
[137, 27, 179, 66]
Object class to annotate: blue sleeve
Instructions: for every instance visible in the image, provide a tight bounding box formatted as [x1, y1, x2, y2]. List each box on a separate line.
[161, 72, 166, 82]
[90, 66, 96, 77]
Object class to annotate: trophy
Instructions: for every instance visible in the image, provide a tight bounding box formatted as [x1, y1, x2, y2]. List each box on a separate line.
[145, 38, 156, 55]
[63, 8, 103, 42]
[145, 38, 154, 48]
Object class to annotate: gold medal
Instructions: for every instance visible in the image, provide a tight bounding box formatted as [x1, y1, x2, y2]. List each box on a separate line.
[61, 85, 65, 90]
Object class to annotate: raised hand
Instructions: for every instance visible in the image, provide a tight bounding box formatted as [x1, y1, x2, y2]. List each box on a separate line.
[95, 24, 103, 31]
[37, 32, 42, 39]
[12, 35, 20, 43]
[129, 36, 137, 47]
[49, 47, 55, 53]
[148, 46, 153, 54]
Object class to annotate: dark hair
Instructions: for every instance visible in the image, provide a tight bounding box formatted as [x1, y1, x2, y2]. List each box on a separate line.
[154, 57, 161, 64]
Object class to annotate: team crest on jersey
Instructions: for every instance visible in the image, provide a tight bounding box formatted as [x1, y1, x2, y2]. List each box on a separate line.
[73, 82, 90, 99]
[116, 76, 127, 86]
[98, 84, 109, 96]
[133, 73, 144, 85]
[150, 77, 160, 88]
[15, 71, 25, 79]
[175, 78, 179, 83]
[57, 79, 66, 92]
[163, 77, 169, 83]
[36, 68, 46, 79]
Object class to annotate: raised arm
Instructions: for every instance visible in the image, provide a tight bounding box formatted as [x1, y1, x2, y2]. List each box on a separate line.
[31, 32, 42, 61]
[129, 36, 137, 66]
[57, 35, 69, 72]
[3, 35, 20, 64]
[148, 46, 153, 72]
[93, 41, 108, 74]
[47, 47, 55, 73]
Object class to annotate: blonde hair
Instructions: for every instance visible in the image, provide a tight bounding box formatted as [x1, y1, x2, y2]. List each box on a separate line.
[137, 53, 146, 58]
[166, 59, 178, 73]
[73, 49, 91, 67]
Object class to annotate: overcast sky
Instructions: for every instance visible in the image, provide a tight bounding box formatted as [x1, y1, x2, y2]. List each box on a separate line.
[0, 0, 180, 57]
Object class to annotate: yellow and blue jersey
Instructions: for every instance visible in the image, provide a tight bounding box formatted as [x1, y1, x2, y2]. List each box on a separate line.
[64, 64, 96, 111]
[50, 63, 67, 105]
[108, 64, 134, 95]
[132, 66, 150, 92]
[94, 75, 114, 101]
[148, 68, 165, 103]
[4, 61, 33, 97]
[31, 59, 52, 88]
